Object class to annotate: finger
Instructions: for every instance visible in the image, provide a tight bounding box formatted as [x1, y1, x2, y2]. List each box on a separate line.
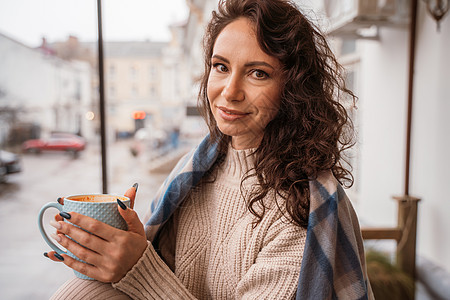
[51, 222, 106, 255]
[51, 217, 64, 235]
[45, 251, 64, 262]
[117, 201, 145, 237]
[123, 188, 135, 209]
[55, 212, 114, 245]
[56, 252, 102, 281]
[124, 183, 138, 209]
[54, 202, 64, 233]
[52, 233, 103, 267]
[45, 250, 103, 281]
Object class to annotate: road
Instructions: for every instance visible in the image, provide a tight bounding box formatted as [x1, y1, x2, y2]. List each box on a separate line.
[0, 140, 174, 300]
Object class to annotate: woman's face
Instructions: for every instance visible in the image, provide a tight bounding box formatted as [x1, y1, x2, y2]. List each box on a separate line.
[207, 18, 282, 150]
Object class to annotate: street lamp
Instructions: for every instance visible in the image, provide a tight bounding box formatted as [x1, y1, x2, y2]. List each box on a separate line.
[423, 0, 449, 31]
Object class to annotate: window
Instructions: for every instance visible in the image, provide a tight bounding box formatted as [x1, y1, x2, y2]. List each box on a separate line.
[109, 65, 116, 79]
[129, 66, 138, 81]
[131, 85, 138, 98]
[149, 84, 157, 98]
[148, 65, 157, 80]
[0, 2, 200, 297]
[109, 85, 116, 97]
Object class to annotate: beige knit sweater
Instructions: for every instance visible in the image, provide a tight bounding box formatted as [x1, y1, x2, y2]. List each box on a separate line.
[113, 147, 307, 299]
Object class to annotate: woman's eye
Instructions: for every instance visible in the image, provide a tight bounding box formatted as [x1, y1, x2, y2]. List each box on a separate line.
[253, 70, 268, 79]
[213, 63, 228, 73]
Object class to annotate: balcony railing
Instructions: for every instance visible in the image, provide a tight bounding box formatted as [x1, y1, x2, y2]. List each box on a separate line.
[361, 195, 420, 299]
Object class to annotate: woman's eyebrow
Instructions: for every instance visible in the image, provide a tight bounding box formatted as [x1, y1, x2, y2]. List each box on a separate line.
[212, 54, 275, 70]
[212, 54, 230, 63]
[244, 61, 275, 70]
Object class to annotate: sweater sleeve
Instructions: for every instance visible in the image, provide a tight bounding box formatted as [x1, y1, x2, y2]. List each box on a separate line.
[236, 219, 307, 300]
[112, 241, 197, 300]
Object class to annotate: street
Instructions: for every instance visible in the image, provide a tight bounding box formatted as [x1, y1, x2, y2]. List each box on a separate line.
[0, 139, 175, 299]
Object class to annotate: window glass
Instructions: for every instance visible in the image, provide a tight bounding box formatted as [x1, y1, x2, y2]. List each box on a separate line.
[0, 1, 207, 299]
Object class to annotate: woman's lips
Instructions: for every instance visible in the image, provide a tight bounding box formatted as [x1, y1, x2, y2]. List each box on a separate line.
[217, 106, 249, 121]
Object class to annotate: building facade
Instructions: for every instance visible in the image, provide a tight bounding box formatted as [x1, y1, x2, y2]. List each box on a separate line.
[51, 35, 191, 141]
[0, 33, 91, 145]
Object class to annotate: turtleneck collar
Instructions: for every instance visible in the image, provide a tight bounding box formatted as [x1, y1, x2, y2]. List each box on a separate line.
[218, 144, 257, 180]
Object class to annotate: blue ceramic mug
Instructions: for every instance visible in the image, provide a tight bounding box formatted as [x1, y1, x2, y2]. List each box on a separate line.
[38, 194, 130, 280]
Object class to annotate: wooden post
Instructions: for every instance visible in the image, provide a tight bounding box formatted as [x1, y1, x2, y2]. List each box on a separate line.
[361, 195, 421, 299]
[394, 195, 421, 297]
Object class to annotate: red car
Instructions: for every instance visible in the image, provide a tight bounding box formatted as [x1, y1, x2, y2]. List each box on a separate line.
[22, 133, 86, 157]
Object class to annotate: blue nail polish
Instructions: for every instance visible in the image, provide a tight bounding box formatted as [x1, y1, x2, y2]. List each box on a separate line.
[117, 199, 127, 210]
[54, 253, 64, 261]
[43, 252, 49, 258]
[59, 212, 71, 219]
[132, 183, 139, 192]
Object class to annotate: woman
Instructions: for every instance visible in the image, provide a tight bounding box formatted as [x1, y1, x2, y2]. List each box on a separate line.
[46, 0, 373, 299]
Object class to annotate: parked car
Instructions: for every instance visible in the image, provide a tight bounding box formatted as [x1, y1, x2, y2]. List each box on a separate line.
[130, 127, 168, 157]
[0, 150, 22, 174]
[0, 163, 7, 183]
[0, 150, 22, 182]
[22, 133, 86, 157]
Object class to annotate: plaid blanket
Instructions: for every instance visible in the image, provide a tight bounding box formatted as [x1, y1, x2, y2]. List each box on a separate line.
[144, 135, 373, 299]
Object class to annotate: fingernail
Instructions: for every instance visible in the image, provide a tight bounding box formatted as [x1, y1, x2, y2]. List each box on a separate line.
[57, 197, 62, 204]
[132, 183, 139, 192]
[43, 252, 49, 258]
[117, 199, 127, 210]
[50, 219, 62, 230]
[54, 253, 64, 261]
[50, 232, 61, 242]
[59, 212, 71, 219]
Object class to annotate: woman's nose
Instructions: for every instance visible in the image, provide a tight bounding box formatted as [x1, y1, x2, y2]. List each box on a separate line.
[221, 75, 244, 101]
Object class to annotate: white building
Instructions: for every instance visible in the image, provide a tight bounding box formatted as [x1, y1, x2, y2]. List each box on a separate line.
[0, 32, 92, 143]
[68, 38, 190, 140]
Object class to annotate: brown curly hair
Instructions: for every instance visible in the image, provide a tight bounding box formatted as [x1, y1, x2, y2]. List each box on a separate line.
[198, 0, 355, 228]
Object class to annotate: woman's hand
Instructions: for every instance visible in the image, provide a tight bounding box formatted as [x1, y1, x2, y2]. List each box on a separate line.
[45, 185, 148, 283]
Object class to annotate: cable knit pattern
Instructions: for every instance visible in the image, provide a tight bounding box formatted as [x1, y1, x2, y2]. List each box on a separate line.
[50, 277, 131, 300]
[113, 147, 307, 299]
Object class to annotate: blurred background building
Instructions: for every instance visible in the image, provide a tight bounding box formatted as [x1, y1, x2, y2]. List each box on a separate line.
[49, 32, 190, 141]
[0, 33, 91, 146]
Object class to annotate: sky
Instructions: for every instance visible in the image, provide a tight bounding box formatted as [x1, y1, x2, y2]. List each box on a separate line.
[0, 0, 189, 47]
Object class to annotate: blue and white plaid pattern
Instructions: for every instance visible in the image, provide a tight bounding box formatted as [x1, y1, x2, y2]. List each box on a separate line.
[144, 135, 372, 299]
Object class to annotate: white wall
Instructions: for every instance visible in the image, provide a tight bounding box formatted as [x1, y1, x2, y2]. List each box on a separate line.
[0, 34, 55, 130]
[411, 6, 450, 270]
[357, 26, 409, 228]
[355, 4, 450, 271]
[0, 33, 91, 138]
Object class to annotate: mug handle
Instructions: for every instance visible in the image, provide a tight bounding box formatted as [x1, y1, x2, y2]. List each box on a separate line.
[37, 202, 66, 255]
